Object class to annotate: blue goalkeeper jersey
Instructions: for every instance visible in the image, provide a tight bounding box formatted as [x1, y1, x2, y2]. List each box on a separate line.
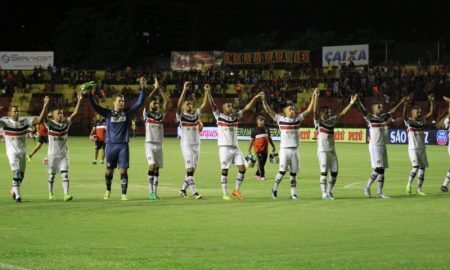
[89, 89, 145, 144]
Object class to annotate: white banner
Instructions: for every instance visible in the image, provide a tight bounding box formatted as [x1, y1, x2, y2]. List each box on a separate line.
[0, 51, 54, 70]
[322, 44, 369, 67]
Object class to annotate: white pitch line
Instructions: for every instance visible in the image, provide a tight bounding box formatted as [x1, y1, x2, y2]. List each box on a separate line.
[343, 182, 363, 189]
[0, 262, 32, 270]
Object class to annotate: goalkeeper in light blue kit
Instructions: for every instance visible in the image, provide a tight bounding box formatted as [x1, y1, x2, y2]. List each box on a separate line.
[84, 78, 146, 200]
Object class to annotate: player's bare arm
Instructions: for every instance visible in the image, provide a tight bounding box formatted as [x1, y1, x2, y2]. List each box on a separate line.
[177, 81, 190, 114]
[159, 86, 171, 112]
[70, 92, 83, 119]
[313, 89, 319, 121]
[388, 96, 408, 115]
[337, 94, 357, 119]
[37, 96, 50, 123]
[241, 92, 264, 114]
[205, 84, 217, 112]
[301, 88, 318, 117]
[355, 96, 368, 115]
[423, 94, 435, 120]
[261, 95, 276, 120]
[402, 96, 410, 120]
[198, 84, 209, 113]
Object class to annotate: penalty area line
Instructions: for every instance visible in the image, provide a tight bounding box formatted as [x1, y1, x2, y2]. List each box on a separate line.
[0, 262, 32, 270]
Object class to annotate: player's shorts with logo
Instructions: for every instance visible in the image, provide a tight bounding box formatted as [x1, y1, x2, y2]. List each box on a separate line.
[279, 147, 300, 173]
[219, 146, 245, 169]
[145, 142, 163, 167]
[369, 144, 388, 169]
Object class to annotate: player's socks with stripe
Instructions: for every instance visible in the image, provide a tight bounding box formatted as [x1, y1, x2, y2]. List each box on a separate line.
[48, 173, 55, 194]
[366, 171, 378, 189]
[441, 171, 450, 192]
[235, 172, 245, 191]
[417, 169, 426, 195]
[153, 174, 159, 198]
[290, 175, 297, 198]
[148, 171, 155, 194]
[320, 175, 327, 195]
[62, 171, 70, 196]
[376, 174, 384, 196]
[120, 173, 128, 195]
[12, 181, 20, 201]
[180, 178, 188, 197]
[327, 175, 336, 194]
[187, 176, 197, 195]
[273, 172, 284, 192]
[221, 175, 228, 195]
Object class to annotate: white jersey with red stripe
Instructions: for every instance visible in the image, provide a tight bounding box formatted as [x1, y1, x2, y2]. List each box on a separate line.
[444, 117, 449, 154]
[314, 116, 338, 152]
[275, 113, 304, 148]
[405, 118, 426, 150]
[143, 109, 165, 144]
[176, 109, 201, 146]
[0, 117, 33, 155]
[44, 117, 71, 155]
[364, 112, 391, 146]
[213, 109, 242, 146]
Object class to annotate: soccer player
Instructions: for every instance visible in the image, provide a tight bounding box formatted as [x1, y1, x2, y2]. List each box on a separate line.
[27, 119, 49, 161]
[356, 96, 407, 198]
[89, 114, 106, 165]
[262, 89, 318, 200]
[403, 94, 435, 195]
[41, 93, 83, 201]
[248, 115, 276, 181]
[440, 96, 450, 192]
[176, 81, 208, 199]
[314, 93, 357, 200]
[144, 77, 170, 200]
[207, 86, 264, 200]
[0, 106, 41, 202]
[88, 78, 146, 201]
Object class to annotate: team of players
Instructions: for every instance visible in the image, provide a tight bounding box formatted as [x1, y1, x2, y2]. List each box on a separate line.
[1, 79, 449, 202]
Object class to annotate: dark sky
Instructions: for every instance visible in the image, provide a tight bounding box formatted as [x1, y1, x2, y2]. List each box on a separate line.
[2, 0, 449, 51]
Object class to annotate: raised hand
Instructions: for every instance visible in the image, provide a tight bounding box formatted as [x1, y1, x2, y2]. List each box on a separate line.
[153, 77, 159, 90]
[444, 96, 450, 103]
[139, 77, 148, 89]
[204, 84, 211, 92]
[428, 94, 435, 102]
[44, 96, 50, 105]
[77, 92, 83, 101]
[183, 81, 191, 91]
[350, 94, 358, 103]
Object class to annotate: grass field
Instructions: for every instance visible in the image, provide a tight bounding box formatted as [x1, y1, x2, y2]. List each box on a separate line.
[0, 137, 449, 270]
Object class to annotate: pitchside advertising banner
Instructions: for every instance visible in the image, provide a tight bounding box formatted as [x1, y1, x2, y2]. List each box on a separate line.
[0, 51, 54, 70]
[388, 129, 449, 146]
[200, 127, 367, 143]
[322, 44, 369, 67]
[223, 50, 310, 65]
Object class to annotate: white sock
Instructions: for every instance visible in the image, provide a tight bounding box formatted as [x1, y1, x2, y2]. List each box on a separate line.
[327, 175, 336, 194]
[48, 173, 55, 193]
[407, 167, 418, 186]
[181, 175, 189, 191]
[290, 175, 297, 196]
[444, 172, 450, 187]
[235, 172, 245, 191]
[148, 175, 154, 193]
[153, 176, 159, 194]
[320, 175, 327, 194]
[376, 174, 384, 195]
[273, 173, 284, 191]
[12, 181, 20, 198]
[367, 171, 378, 189]
[62, 181, 69, 195]
[417, 169, 425, 191]
[221, 175, 228, 195]
[187, 176, 197, 194]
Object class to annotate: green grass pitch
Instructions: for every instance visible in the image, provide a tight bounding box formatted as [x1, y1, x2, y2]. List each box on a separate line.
[0, 137, 449, 270]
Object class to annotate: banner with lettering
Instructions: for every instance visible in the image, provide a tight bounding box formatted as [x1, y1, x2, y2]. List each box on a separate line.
[223, 50, 310, 65]
[322, 44, 369, 67]
[171, 51, 223, 71]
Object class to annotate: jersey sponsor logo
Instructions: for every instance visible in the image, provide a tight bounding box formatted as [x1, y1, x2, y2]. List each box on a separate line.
[111, 116, 126, 123]
[436, 130, 448, 145]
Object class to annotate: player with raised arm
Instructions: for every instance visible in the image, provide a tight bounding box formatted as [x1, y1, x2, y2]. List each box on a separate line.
[89, 114, 106, 165]
[42, 93, 83, 201]
[0, 106, 42, 202]
[176, 81, 208, 199]
[403, 94, 435, 195]
[440, 96, 450, 192]
[314, 93, 357, 200]
[262, 89, 317, 200]
[87, 78, 146, 201]
[207, 86, 263, 200]
[144, 77, 170, 200]
[356, 96, 407, 198]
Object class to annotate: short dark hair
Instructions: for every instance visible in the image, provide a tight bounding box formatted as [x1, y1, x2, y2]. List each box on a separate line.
[319, 106, 330, 114]
[114, 94, 124, 100]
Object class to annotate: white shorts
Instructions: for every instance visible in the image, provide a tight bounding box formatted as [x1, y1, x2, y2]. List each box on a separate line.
[145, 143, 163, 168]
[7, 153, 26, 172]
[279, 147, 300, 173]
[181, 144, 200, 169]
[317, 151, 338, 173]
[48, 154, 69, 174]
[408, 149, 428, 168]
[219, 146, 246, 169]
[369, 144, 388, 169]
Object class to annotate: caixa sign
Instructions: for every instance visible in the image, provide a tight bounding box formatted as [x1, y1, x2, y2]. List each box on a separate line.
[322, 44, 369, 67]
[388, 129, 447, 145]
